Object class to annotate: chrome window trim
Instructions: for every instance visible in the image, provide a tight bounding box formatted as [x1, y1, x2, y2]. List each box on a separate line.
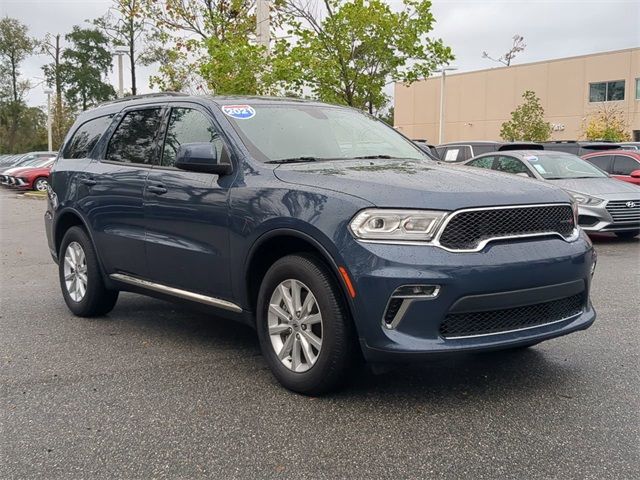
[110, 273, 243, 313]
[356, 203, 579, 253]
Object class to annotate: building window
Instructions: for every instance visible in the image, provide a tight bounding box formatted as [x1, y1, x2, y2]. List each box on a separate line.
[636, 78, 640, 100]
[589, 80, 625, 102]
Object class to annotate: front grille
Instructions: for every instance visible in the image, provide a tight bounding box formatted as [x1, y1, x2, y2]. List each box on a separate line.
[438, 205, 575, 250]
[605, 200, 640, 224]
[440, 293, 585, 338]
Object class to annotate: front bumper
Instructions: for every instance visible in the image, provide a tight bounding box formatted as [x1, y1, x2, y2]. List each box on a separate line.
[341, 232, 596, 362]
[578, 200, 640, 233]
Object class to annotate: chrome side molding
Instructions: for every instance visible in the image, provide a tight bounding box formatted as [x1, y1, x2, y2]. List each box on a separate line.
[109, 273, 243, 313]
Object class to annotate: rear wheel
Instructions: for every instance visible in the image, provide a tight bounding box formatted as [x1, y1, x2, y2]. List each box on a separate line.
[256, 254, 355, 395]
[615, 230, 639, 239]
[33, 177, 48, 191]
[59, 226, 119, 316]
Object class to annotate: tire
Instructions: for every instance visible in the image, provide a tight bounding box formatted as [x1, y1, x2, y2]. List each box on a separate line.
[256, 254, 355, 395]
[33, 177, 48, 192]
[615, 230, 639, 239]
[58, 226, 119, 317]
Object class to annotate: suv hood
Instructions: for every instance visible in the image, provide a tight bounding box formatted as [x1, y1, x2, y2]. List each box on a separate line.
[548, 177, 640, 198]
[274, 159, 569, 210]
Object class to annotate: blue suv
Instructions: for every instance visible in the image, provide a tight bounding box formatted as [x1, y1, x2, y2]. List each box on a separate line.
[45, 94, 596, 394]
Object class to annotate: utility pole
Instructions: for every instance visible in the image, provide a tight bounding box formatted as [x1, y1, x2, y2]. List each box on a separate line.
[435, 66, 458, 144]
[256, 0, 271, 52]
[114, 46, 128, 97]
[44, 88, 53, 152]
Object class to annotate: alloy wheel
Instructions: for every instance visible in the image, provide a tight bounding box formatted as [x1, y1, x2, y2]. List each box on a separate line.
[268, 279, 323, 372]
[35, 178, 48, 191]
[63, 241, 88, 302]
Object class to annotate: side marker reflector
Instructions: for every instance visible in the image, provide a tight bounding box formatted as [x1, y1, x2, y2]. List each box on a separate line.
[338, 266, 356, 298]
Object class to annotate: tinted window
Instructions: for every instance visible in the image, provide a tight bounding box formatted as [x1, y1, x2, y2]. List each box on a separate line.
[162, 108, 223, 167]
[472, 145, 497, 156]
[612, 155, 639, 175]
[435, 147, 445, 159]
[63, 116, 113, 159]
[495, 156, 533, 176]
[105, 108, 163, 164]
[467, 156, 495, 169]
[586, 155, 613, 172]
[458, 146, 473, 161]
[589, 81, 625, 102]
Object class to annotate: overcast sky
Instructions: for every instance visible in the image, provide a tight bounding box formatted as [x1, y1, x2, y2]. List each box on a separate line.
[2, 0, 639, 109]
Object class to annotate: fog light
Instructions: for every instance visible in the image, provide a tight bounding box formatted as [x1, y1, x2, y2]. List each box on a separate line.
[382, 284, 440, 329]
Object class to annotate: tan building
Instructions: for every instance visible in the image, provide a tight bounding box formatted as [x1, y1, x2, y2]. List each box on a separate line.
[394, 48, 640, 144]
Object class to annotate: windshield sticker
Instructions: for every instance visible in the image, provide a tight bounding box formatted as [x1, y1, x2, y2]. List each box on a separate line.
[524, 155, 539, 162]
[221, 105, 256, 119]
[532, 163, 547, 174]
[444, 149, 459, 161]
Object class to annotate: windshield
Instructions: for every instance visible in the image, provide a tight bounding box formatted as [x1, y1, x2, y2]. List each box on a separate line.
[525, 153, 607, 179]
[222, 103, 426, 162]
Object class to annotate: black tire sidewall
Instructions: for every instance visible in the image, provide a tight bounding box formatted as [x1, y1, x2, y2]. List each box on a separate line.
[58, 226, 112, 316]
[256, 254, 353, 394]
[33, 177, 47, 191]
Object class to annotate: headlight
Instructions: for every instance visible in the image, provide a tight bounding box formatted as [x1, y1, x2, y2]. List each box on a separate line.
[566, 190, 604, 206]
[349, 209, 448, 242]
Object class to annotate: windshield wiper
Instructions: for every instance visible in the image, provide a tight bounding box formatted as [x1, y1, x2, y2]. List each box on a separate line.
[265, 156, 319, 164]
[352, 154, 393, 159]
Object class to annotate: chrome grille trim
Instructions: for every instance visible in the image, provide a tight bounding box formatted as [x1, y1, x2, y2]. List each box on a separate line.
[434, 203, 578, 252]
[605, 199, 640, 223]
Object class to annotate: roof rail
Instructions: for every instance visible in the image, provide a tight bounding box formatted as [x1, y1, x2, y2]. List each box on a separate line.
[543, 140, 578, 144]
[98, 92, 189, 107]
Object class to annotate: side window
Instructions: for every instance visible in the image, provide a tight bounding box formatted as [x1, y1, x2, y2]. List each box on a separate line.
[495, 156, 533, 176]
[586, 155, 612, 172]
[435, 147, 445, 159]
[612, 155, 639, 175]
[63, 115, 113, 159]
[443, 148, 459, 162]
[457, 146, 473, 162]
[467, 156, 495, 169]
[161, 108, 223, 167]
[105, 108, 163, 164]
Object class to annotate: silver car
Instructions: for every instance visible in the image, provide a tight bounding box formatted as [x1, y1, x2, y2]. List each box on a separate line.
[464, 150, 640, 239]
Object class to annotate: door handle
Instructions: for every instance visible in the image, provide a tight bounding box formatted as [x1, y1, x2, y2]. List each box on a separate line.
[80, 177, 97, 186]
[147, 184, 168, 195]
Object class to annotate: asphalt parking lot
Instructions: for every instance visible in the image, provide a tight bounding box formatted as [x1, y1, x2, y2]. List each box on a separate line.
[1, 189, 638, 479]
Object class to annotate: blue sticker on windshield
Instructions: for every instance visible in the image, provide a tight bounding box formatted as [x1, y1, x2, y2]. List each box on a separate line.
[222, 105, 256, 119]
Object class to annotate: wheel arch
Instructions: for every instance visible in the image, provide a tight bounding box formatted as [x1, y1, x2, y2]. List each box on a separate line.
[243, 229, 355, 320]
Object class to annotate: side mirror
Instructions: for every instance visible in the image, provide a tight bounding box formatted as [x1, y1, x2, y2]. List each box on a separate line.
[630, 169, 640, 179]
[175, 142, 232, 175]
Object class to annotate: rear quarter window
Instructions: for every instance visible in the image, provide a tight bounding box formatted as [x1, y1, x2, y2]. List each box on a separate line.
[63, 115, 114, 159]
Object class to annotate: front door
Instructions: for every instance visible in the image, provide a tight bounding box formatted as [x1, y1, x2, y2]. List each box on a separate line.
[143, 104, 234, 300]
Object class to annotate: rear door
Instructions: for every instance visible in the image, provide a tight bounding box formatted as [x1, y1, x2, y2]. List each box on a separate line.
[583, 154, 613, 173]
[612, 155, 640, 185]
[143, 102, 234, 299]
[84, 105, 165, 277]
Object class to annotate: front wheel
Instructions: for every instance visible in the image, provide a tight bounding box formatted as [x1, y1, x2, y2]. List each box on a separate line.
[256, 254, 355, 395]
[615, 230, 639, 239]
[59, 226, 119, 317]
[33, 177, 48, 191]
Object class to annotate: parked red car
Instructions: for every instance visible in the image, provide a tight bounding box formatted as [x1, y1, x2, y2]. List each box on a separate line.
[7, 158, 55, 191]
[582, 150, 640, 185]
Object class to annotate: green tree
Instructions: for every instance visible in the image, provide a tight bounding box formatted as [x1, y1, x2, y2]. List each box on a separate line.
[141, 0, 261, 92]
[61, 27, 116, 111]
[581, 103, 630, 142]
[0, 16, 36, 152]
[285, 0, 454, 113]
[500, 90, 552, 142]
[95, 0, 151, 96]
